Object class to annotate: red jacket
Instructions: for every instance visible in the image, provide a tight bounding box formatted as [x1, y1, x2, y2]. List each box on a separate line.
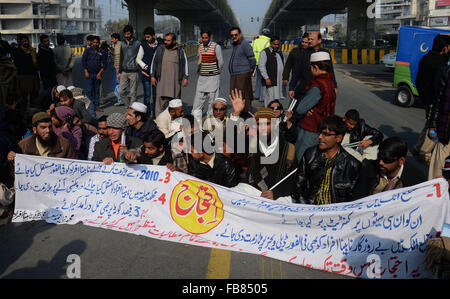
[300, 73, 336, 133]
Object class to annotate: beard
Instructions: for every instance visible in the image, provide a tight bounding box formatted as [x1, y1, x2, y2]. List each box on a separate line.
[36, 132, 56, 147]
[165, 42, 176, 49]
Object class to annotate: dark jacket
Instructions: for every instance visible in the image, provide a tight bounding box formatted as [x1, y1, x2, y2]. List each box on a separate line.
[125, 118, 158, 141]
[352, 159, 426, 200]
[150, 46, 188, 84]
[289, 48, 337, 97]
[415, 50, 448, 106]
[119, 37, 141, 73]
[348, 119, 384, 145]
[282, 46, 303, 81]
[229, 39, 256, 75]
[246, 135, 298, 199]
[17, 133, 77, 159]
[82, 46, 107, 75]
[188, 153, 238, 188]
[293, 146, 361, 204]
[56, 99, 95, 126]
[92, 135, 143, 162]
[137, 148, 173, 166]
[428, 66, 450, 145]
[11, 47, 38, 76]
[37, 45, 57, 86]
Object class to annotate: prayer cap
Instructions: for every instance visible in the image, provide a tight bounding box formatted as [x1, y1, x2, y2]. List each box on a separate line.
[169, 99, 183, 108]
[56, 85, 66, 93]
[130, 102, 147, 114]
[310, 52, 331, 62]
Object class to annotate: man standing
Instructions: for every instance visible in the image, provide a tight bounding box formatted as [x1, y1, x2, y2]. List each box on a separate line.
[252, 28, 271, 102]
[110, 33, 123, 106]
[54, 34, 75, 86]
[118, 25, 141, 107]
[258, 36, 284, 107]
[150, 33, 189, 116]
[136, 27, 160, 117]
[81, 35, 107, 117]
[192, 30, 224, 120]
[11, 35, 40, 111]
[283, 32, 309, 87]
[37, 34, 57, 90]
[289, 31, 337, 101]
[293, 115, 361, 205]
[414, 34, 450, 163]
[229, 27, 256, 112]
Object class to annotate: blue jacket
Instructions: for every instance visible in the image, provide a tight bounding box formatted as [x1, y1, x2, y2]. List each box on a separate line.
[229, 39, 256, 75]
[81, 47, 107, 75]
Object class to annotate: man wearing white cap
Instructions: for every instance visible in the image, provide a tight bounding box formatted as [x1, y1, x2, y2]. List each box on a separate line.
[202, 98, 228, 134]
[155, 99, 184, 139]
[125, 101, 158, 141]
[192, 30, 224, 119]
[294, 51, 337, 160]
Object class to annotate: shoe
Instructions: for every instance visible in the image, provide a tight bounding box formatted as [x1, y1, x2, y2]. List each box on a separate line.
[114, 102, 124, 107]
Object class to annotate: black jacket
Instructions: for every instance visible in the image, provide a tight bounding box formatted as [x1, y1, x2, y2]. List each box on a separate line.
[137, 148, 173, 166]
[415, 50, 448, 106]
[188, 153, 238, 188]
[293, 146, 361, 204]
[92, 135, 143, 162]
[348, 119, 383, 145]
[352, 159, 426, 200]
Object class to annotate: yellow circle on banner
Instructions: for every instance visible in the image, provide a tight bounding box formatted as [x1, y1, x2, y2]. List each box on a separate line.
[170, 179, 224, 234]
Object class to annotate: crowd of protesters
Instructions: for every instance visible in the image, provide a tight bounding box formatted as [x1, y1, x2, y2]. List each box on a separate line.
[1, 24, 449, 224]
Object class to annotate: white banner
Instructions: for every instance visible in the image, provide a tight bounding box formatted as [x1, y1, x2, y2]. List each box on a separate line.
[13, 154, 450, 279]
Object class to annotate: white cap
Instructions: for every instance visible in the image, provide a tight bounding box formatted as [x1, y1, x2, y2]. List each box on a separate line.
[213, 98, 228, 105]
[168, 99, 183, 108]
[56, 85, 66, 93]
[310, 52, 331, 62]
[130, 102, 147, 114]
[67, 86, 76, 91]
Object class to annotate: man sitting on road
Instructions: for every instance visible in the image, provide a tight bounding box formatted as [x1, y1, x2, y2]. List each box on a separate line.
[341, 109, 384, 162]
[92, 113, 142, 164]
[58, 89, 96, 126]
[155, 99, 184, 140]
[87, 115, 108, 161]
[7, 111, 77, 161]
[125, 102, 158, 141]
[352, 137, 425, 199]
[293, 115, 361, 205]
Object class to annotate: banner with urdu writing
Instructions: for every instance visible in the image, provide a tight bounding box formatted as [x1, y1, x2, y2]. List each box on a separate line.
[12, 154, 450, 279]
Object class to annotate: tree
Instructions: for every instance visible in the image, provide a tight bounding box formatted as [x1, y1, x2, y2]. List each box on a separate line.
[329, 23, 346, 41]
[103, 18, 129, 39]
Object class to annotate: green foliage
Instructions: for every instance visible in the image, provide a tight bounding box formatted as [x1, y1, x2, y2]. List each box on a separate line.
[103, 18, 130, 38]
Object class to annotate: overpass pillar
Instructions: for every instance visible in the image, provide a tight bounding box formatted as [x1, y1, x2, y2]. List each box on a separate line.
[126, 0, 157, 40]
[347, 0, 375, 48]
[178, 16, 196, 42]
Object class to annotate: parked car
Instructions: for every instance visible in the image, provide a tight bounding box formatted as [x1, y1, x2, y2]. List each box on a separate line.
[381, 52, 396, 70]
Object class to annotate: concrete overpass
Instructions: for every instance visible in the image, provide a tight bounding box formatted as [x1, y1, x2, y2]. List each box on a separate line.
[125, 0, 239, 42]
[261, 0, 375, 47]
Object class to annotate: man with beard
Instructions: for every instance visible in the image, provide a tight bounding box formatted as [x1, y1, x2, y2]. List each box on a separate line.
[37, 34, 58, 90]
[228, 27, 256, 112]
[150, 33, 189, 116]
[118, 25, 141, 107]
[293, 115, 361, 205]
[192, 30, 224, 120]
[136, 27, 160, 117]
[244, 107, 297, 201]
[11, 35, 40, 111]
[81, 35, 107, 117]
[7, 112, 77, 161]
[87, 115, 108, 160]
[352, 137, 424, 199]
[283, 32, 309, 88]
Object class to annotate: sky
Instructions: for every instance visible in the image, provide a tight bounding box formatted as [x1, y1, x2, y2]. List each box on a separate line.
[96, 0, 273, 36]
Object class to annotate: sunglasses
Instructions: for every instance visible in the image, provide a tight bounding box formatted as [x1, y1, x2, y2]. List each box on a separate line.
[319, 131, 337, 137]
[230, 34, 239, 37]
[378, 156, 397, 164]
[270, 106, 282, 111]
[213, 107, 226, 111]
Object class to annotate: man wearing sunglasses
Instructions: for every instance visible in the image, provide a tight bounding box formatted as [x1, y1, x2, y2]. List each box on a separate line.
[203, 98, 229, 136]
[352, 137, 425, 199]
[293, 115, 361, 205]
[228, 27, 256, 113]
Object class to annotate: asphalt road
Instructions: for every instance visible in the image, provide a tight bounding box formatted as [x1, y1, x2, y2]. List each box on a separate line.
[0, 49, 429, 280]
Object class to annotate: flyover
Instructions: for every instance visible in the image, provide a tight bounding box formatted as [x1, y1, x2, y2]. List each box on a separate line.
[125, 0, 239, 42]
[261, 0, 375, 47]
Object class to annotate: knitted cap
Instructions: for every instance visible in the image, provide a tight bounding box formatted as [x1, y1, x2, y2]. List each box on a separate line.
[254, 107, 277, 121]
[32, 112, 51, 126]
[107, 113, 127, 129]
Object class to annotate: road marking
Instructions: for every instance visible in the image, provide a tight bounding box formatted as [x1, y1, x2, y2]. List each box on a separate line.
[206, 248, 231, 279]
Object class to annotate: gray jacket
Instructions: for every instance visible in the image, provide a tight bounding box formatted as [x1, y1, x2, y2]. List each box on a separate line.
[119, 37, 141, 73]
[229, 39, 256, 76]
[150, 46, 189, 84]
[54, 45, 75, 72]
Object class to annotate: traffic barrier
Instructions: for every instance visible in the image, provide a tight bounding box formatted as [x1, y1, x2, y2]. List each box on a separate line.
[281, 46, 396, 65]
[71, 47, 86, 56]
[183, 44, 199, 59]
